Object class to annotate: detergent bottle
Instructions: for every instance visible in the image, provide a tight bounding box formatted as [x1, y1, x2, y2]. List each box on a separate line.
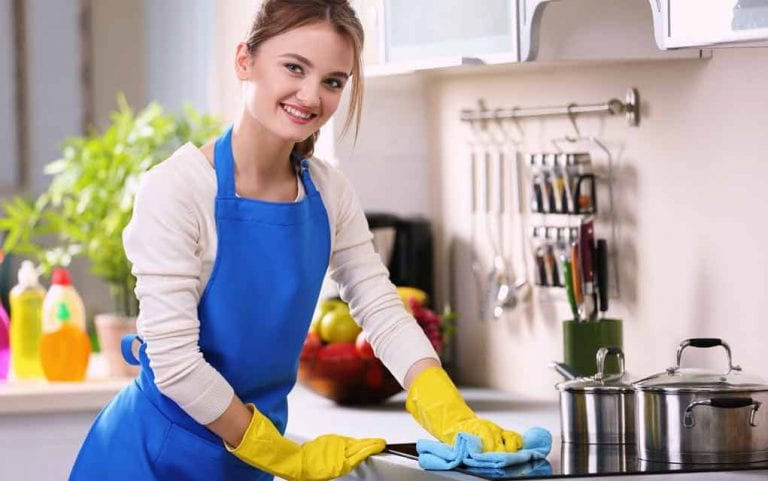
[0, 299, 8, 381]
[42, 267, 86, 334]
[40, 302, 91, 381]
[9, 260, 46, 379]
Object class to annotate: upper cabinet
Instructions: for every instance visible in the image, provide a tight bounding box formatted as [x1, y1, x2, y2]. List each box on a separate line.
[518, 0, 703, 62]
[649, 0, 768, 49]
[354, 0, 518, 76]
[357, 0, 716, 77]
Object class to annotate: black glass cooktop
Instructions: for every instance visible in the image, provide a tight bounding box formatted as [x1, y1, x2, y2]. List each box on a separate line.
[384, 440, 768, 479]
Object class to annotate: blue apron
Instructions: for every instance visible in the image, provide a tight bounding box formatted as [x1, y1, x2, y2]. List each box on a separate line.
[70, 127, 331, 480]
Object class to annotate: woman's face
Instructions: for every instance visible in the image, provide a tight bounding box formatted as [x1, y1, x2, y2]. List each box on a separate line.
[237, 21, 355, 143]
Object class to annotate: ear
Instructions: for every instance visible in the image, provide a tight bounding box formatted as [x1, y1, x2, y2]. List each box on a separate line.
[235, 42, 253, 81]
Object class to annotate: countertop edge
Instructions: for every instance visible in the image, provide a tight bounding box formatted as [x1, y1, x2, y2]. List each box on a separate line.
[0, 378, 132, 415]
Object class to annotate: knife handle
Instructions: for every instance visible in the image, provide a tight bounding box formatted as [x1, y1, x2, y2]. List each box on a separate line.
[562, 256, 578, 320]
[596, 239, 609, 313]
[570, 242, 583, 309]
[580, 219, 595, 284]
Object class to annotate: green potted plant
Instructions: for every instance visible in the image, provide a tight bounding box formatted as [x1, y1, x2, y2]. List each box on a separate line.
[0, 95, 222, 376]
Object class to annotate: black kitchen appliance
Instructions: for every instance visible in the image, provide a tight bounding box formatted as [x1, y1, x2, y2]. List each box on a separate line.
[385, 440, 768, 479]
[365, 212, 434, 307]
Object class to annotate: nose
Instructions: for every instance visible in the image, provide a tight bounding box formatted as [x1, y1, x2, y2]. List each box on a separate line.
[296, 80, 321, 110]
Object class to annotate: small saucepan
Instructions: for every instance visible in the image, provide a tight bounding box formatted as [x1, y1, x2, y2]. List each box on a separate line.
[554, 346, 635, 445]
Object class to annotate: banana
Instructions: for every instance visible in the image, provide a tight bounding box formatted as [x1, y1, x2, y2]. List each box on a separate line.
[396, 286, 428, 308]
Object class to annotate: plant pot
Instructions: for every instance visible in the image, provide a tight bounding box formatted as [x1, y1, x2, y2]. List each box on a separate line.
[94, 313, 139, 378]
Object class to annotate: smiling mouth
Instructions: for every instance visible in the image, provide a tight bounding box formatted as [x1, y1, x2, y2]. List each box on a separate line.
[280, 103, 317, 122]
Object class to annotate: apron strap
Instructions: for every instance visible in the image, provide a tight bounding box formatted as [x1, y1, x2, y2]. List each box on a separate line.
[121, 334, 143, 366]
[292, 151, 320, 197]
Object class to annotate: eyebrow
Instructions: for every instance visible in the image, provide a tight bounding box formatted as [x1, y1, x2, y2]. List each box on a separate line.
[279, 53, 350, 79]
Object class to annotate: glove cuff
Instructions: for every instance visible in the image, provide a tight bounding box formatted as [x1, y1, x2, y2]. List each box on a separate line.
[405, 367, 476, 443]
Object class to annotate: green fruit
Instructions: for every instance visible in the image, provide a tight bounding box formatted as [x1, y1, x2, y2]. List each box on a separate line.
[310, 298, 346, 335]
[319, 306, 361, 343]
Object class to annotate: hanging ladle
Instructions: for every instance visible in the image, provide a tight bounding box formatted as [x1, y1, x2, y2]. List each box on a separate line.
[484, 146, 526, 319]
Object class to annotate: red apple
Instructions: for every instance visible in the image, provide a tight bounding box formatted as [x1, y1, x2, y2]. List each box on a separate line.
[315, 342, 364, 380]
[355, 331, 376, 360]
[300, 331, 322, 361]
[365, 361, 384, 390]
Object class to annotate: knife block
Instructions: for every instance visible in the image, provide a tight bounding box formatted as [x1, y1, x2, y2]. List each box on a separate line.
[563, 319, 623, 377]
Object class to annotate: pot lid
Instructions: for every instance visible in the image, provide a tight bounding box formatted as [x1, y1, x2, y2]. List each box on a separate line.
[556, 346, 634, 393]
[557, 373, 635, 393]
[633, 367, 768, 392]
[633, 338, 768, 393]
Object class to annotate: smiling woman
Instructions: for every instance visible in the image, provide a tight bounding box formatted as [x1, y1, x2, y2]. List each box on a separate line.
[239, 0, 365, 159]
[69, 1, 523, 480]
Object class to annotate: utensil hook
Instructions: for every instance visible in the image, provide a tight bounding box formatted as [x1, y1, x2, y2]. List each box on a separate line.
[566, 103, 582, 142]
[491, 107, 525, 147]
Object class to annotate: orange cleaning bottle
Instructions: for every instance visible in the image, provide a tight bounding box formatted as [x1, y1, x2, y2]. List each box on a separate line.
[40, 302, 91, 382]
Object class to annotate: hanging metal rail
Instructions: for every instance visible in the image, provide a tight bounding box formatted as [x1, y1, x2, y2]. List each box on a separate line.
[460, 87, 640, 127]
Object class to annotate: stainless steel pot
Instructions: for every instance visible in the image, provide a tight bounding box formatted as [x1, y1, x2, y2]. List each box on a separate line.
[556, 346, 635, 444]
[633, 338, 768, 464]
[560, 442, 635, 475]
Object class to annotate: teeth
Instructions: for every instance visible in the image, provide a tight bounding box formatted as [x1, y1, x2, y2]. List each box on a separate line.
[282, 104, 312, 120]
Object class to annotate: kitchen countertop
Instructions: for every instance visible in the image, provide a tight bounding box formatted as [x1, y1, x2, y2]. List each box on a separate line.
[287, 383, 561, 481]
[3, 375, 767, 480]
[286, 384, 768, 480]
[0, 355, 133, 414]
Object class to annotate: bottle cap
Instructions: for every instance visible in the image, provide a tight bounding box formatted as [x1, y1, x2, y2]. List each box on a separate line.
[56, 302, 71, 324]
[17, 260, 40, 287]
[51, 267, 72, 286]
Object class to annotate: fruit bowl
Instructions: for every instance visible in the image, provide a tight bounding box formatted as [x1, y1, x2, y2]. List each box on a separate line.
[298, 348, 403, 405]
[297, 289, 449, 406]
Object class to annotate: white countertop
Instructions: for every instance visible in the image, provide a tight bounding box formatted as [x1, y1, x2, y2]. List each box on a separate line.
[286, 384, 768, 481]
[3, 374, 767, 480]
[0, 377, 132, 414]
[286, 383, 561, 480]
[0, 354, 133, 415]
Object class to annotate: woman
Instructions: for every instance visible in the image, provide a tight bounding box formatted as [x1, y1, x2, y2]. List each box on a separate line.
[71, 1, 522, 480]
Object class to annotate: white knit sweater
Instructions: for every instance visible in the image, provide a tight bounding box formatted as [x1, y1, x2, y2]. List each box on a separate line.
[122, 143, 438, 425]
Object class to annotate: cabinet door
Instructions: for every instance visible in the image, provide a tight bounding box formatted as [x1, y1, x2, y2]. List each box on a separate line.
[351, 0, 386, 65]
[383, 0, 517, 62]
[656, 0, 768, 48]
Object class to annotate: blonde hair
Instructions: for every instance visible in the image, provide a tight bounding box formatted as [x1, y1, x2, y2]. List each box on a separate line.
[245, 0, 365, 157]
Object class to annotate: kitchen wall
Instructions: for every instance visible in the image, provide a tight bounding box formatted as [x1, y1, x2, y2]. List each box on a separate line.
[429, 48, 768, 398]
[203, 2, 768, 397]
[11, 2, 768, 398]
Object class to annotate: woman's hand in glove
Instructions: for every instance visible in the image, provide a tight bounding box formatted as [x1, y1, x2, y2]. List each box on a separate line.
[226, 404, 385, 481]
[406, 366, 522, 453]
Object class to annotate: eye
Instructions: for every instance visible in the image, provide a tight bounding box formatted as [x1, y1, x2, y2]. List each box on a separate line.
[284, 63, 304, 74]
[324, 78, 345, 90]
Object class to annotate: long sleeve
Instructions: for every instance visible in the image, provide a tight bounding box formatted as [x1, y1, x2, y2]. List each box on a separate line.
[327, 174, 440, 385]
[121, 143, 438, 425]
[123, 153, 234, 425]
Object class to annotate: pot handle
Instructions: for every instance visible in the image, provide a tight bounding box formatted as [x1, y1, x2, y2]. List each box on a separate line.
[683, 397, 762, 428]
[669, 338, 742, 375]
[594, 346, 625, 381]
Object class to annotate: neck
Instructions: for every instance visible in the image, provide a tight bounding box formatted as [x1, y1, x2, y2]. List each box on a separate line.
[231, 109, 295, 181]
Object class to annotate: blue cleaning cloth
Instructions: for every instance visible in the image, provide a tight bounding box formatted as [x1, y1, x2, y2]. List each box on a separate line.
[416, 427, 552, 471]
[463, 458, 553, 478]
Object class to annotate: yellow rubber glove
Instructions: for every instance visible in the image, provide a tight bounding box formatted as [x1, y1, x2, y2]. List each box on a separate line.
[226, 404, 385, 481]
[406, 366, 523, 453]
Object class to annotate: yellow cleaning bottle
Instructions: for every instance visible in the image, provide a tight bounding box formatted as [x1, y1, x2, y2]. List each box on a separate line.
[9, 260, 46, 379]
[40, 302, 91, 382]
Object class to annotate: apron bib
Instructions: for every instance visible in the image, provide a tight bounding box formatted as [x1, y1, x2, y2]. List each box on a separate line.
[71, 127, 331, 480]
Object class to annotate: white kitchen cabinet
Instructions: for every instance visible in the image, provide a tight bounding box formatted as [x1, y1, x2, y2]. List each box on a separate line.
[359, 0, 706, 77]
[519, 0, 706, 61]
[649, 0, 768, 49]
[357, 0, 518, 76]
